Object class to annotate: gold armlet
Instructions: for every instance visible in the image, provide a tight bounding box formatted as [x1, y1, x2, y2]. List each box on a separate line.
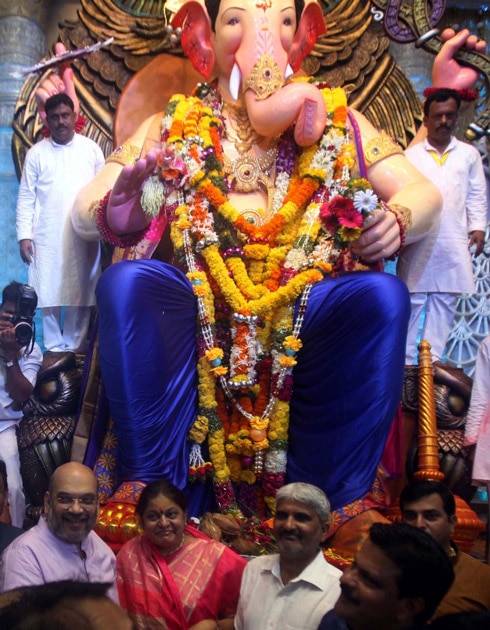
[106, 142, 141, 166]
[388, 203, 413, 235]
[364, 133, 403, 168]
[88, 200, 99, 221]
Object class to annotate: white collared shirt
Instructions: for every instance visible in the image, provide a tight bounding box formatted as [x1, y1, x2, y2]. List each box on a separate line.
[235, 550, 342, 630]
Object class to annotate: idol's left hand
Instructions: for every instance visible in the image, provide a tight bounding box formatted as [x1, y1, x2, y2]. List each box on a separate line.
[350, 208, 400, 262]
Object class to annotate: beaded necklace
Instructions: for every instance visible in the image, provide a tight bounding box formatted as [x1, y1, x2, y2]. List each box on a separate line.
[150, 81, 370, 516]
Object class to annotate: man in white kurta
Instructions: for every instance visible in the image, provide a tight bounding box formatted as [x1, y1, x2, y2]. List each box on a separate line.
[16, 94, 105, 353]
[464, 334, 490, 485]
[397, 88, 487, 364]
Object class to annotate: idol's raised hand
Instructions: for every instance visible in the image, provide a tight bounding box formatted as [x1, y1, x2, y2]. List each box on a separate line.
[34, 42, 79, 124]
[432, 28, 487, 91]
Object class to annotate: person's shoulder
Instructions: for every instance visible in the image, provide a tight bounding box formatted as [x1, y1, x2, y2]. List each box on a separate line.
[322, 558, 343, 578]
[479, 335, 490, 355]
[2, 522, 41, 553]
[244, 553, 276, 573]
[24, 139, 48, 160]
[116, 533, 143, 560]
[405, 142, 425, 158]
[214, 540, 248, 567]
[317, 609, 348, 630]
[454, 138, 481, 157]
[458, 550, 490, 576]
[87, 529, 116, 557]
[0, 522, 24, 554]
[73, 133, 101, 148]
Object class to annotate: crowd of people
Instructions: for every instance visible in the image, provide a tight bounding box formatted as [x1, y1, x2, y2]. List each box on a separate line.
[0, 471, 489, 629]
[0, 0, 489, 627]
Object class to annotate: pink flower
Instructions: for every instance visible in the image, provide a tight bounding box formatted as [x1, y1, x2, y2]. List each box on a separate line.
[338, 207, 363, 229]
[328, 196, 355, 215]
[158, 147, 188, 182]
[320, 196, 356, 231]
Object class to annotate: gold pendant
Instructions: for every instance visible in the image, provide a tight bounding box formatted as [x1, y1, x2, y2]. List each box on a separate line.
[229, 155, 263, 193]
[223, 147, 277, 194]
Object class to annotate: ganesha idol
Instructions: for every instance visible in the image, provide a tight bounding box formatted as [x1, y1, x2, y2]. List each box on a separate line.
[64, 0, 482, 549]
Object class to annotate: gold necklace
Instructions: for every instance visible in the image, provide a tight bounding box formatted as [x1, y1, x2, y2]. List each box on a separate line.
[223, 101, 262, 154]
[222, 101, 278, 196]
[159, 536, 185, 557]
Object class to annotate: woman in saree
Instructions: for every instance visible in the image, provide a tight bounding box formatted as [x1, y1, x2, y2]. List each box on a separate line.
[116, 480, 247, 629]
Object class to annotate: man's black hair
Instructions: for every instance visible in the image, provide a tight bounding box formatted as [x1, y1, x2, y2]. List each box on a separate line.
[424, 88, 461, 116]
[0, 581, 113, 630]
[1, 281, 38, 313]
[369, 522, 454, 624]
[45, 93, 75, 116]
[399, 479, 456, 519]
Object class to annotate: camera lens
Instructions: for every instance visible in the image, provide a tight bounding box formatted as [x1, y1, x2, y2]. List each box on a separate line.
[15, 321, 33, 345]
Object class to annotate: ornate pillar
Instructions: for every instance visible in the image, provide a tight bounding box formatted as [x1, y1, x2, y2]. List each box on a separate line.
[0, 0, 48, 293]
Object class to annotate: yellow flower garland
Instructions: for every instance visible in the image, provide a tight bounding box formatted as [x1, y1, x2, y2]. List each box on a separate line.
[159, 83, 351, 513]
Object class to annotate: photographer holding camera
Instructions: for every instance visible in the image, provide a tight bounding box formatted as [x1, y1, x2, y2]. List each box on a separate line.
[0, 282, 42, 527]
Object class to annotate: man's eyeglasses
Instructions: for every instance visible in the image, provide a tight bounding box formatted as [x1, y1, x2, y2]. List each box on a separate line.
[55, 495, 97, 508]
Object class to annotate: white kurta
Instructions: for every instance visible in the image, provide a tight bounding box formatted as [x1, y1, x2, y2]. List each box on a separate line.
[397, 137, 487, 293]
[16, 134, 105, 308]
[464, 335, 490, 483]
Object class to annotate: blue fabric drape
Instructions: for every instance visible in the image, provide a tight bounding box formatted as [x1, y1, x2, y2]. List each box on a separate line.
[288, 271, 410, 509]
[96, 260, 198, 489]
[95, 260, 409, 513]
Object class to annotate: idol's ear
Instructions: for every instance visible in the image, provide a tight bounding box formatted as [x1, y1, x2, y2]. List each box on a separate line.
[288, 1, 326, 72]
[172, 1, 216, 79]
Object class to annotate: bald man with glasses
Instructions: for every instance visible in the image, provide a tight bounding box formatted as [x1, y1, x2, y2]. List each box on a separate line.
[0, 462, 117, 601]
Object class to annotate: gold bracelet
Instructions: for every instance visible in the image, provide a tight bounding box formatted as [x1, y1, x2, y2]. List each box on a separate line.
[364, 133, 404, 168]
[388, 203, 413, 235]
[105, 142, 141, 167]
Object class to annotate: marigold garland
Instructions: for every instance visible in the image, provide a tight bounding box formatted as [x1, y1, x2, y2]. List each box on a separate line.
[138, 81, 386, 516]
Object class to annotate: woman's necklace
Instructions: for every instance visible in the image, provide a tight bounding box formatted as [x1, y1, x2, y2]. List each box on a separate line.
[159, 536, 185, 557]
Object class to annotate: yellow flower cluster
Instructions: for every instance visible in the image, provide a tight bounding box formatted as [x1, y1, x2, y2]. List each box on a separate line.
[226, 430, 254, 457]
[188, 415, 209, 444]
[208, 426, 229, 483]
[283, 336, 303, 352]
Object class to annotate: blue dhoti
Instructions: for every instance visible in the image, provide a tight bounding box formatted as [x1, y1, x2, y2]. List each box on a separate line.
[94, 259, 409, 512]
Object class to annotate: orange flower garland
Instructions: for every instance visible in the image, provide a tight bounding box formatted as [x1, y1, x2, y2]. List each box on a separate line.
[155, 83, 357, 515]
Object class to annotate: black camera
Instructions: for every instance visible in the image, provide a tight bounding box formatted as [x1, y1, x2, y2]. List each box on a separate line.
[11, 285, 37, 346]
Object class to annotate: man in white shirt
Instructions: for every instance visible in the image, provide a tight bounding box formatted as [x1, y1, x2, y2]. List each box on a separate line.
[16, 93, 104, 353]
[397, 88, 487, 364]
[235, 482, 341, 630]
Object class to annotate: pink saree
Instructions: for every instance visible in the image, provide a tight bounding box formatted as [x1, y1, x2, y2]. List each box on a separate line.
[117, 526, 247, 629]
